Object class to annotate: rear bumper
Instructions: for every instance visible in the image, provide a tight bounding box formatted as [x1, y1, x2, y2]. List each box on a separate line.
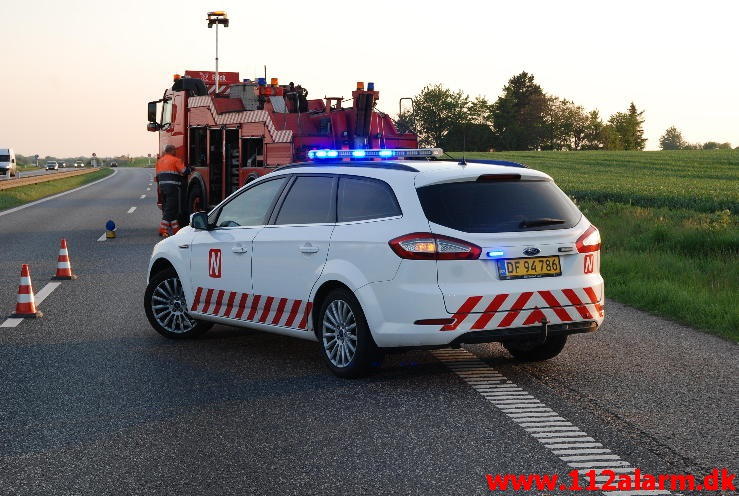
[452, 320, 598, 345]
[356, 276, 604, 348]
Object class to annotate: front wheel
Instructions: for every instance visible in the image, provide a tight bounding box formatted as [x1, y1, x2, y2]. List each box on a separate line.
[503, 335, 567, 362]
[144, 268, 212, 339]
[318, 288, 383, 378]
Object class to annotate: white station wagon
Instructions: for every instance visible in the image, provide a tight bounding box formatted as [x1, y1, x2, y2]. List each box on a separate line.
[145, 149, 604, 377]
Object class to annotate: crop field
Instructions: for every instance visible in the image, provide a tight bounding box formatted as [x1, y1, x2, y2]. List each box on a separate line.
[460, 150, 739, 340]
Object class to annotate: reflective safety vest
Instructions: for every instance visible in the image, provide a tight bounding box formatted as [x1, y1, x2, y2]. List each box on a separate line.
[156, 154, 186, 185]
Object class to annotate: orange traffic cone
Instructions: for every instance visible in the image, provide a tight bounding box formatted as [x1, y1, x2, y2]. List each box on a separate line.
[10, 264, 43, 318]
[52, 238, 77, 280]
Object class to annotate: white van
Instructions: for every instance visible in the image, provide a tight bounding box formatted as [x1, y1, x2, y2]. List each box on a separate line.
[0, 148, 17, 177]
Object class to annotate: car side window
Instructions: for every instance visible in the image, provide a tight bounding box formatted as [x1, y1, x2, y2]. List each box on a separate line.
[215, 177, 288, 227]
[274, 176, 336, 225]
[337, 176, 401, 222]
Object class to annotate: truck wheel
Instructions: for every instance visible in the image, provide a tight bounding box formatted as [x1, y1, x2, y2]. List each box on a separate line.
[144, 268, 212, 339]
[317, 288, 383, 378]
[503, 335, 567, 362]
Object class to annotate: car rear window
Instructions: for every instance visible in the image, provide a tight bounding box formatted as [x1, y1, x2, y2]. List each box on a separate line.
[337, 176, 401, 222]
[417, 179, 581, 233]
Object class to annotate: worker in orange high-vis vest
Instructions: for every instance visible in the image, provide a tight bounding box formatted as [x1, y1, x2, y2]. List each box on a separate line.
[155, 145, 189, 236]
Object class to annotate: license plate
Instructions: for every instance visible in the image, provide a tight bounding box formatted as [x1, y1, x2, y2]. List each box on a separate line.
[497, 256, 561, 280]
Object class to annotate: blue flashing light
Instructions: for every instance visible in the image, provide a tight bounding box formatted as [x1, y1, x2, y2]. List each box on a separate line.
[487, 250, 505, 258]
[326, 150, 339, 158]
[378, 149, 393, 158]
[367, 82, 375, 91]
[351, 150, 366, 158]
[315, 150, 327, 158]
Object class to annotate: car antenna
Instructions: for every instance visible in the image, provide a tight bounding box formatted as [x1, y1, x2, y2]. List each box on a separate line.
[459, 124, 467, 165]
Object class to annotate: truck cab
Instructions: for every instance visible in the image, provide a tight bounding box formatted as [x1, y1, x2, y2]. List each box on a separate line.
[0, 148, 17, 177]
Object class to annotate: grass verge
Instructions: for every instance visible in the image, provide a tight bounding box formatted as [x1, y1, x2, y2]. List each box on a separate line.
[454, 151, 739, 341]
[0, 168, 114, 211]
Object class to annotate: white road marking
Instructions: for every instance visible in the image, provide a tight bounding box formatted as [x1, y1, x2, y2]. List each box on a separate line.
[0, 169, 117, 217]
[146, 187, 151, 191]
[34, 282, 61, 305]
[0, 318, 23, 328]
[97, 233, 107, 242]
[127, 207, 136, 214]
[431, 349, 673, 496]
[0, 282, 61, 328]
[139, 194, 146, 199]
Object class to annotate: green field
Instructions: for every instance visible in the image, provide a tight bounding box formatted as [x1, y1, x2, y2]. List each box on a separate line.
[459, 150, 739, 341]
[0, 169, 114, 211]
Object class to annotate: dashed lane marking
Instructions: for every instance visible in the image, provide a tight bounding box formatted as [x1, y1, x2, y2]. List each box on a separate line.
[139, 194, 146, 199]
[127, 207, 136, 214]
[1, 282, 61, 328]
[431, 349, 672, 496]
[96, 233, 107, 242]
[0, 169, 118, 218]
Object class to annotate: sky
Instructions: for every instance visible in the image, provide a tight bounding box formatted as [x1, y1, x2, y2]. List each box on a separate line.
[1, 0, 737, 156]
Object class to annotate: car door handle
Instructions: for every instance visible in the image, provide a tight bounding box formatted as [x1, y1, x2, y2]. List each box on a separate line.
[178, 244, 189, 249]
[231, 245, 248, 254]
[299, 244, 319, 254]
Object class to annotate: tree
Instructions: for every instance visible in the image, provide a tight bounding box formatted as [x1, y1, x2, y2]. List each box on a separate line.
[407, 84, 470, 148]
[702, 141, 719, 150]
[395, 110, 416, 135]
[491, 72, 549, 150]
[659, 126, 686, 150]
[607, 102, 646, 150]
[580, 111, 606, 150]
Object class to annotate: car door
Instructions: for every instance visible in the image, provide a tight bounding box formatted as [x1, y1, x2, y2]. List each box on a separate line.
[250, 174, 337, 331]
[189, 176, 289, 321]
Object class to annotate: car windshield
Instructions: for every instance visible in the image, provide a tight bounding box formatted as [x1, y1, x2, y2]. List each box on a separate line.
[0, 155, 10, 162]
[417, 178, 581, 233]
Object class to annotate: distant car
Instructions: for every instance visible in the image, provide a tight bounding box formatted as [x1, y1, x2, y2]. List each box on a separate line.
[0, 147, 17, 177]
[110, 161, 118, 167]
[74, 160, 84, 168]
[45, 161, 59, 170]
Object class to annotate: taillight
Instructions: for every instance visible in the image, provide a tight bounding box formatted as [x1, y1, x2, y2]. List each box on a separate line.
[576, 225, 601, 253]
[388, 233, 481, 260]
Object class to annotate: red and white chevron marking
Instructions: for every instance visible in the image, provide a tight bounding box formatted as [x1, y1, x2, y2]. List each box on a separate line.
[442, 286, 604, 332]
[190, 287, 313, 331]
[187, 97, 293, 143]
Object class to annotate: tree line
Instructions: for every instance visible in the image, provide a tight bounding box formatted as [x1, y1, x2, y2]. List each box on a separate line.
[659, 127, 734, 150]
[396, 72, 646, 152]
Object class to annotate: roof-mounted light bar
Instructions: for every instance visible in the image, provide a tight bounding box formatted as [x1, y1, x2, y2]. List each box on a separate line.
[307, 148, 443, 160]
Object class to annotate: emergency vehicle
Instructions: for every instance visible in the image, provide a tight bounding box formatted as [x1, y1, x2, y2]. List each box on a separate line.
[147, 71, 417, 223]
[144, 150, 604, 378]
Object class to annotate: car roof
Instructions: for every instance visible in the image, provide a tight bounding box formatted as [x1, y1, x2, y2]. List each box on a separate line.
[272, 160, 551, 186]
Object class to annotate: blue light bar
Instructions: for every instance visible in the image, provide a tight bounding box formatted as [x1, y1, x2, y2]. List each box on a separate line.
[487, 250, 505, 258]
[307, 148, 444, 161]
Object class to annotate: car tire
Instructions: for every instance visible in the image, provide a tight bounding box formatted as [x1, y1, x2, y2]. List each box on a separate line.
[503, 335, 567, 362]
[318, 288, 383, 378]
[144, 268, 212, 339]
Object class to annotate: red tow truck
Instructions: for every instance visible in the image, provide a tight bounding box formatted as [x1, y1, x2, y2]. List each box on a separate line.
[147, 70, 418, 223]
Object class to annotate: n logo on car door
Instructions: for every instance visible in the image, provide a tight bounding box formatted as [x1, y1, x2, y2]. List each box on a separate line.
[209, 249, 222, 278]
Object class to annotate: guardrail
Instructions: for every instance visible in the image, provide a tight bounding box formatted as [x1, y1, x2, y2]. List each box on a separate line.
[0, 168, 101, 191]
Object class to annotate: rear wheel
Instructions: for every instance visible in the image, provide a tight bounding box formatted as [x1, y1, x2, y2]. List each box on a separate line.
[318, 288, 383, 378]
[503, 335, 567, 362]
[144, 268, 212, 339]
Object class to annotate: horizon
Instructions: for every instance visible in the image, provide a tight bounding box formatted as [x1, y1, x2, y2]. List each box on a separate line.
[2, 0, 737, 156]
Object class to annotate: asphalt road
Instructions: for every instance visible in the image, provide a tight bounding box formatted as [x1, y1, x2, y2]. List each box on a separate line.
[0, 168, 736, 495]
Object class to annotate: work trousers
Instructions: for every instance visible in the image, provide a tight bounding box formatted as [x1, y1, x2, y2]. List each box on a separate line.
[160, 183, 181, 222]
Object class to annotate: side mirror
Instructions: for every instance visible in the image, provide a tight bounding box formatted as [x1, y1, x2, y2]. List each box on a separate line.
[147, 122, 162, 132]
[147, 101, 159, 123]
[190, 211, 211, 230]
